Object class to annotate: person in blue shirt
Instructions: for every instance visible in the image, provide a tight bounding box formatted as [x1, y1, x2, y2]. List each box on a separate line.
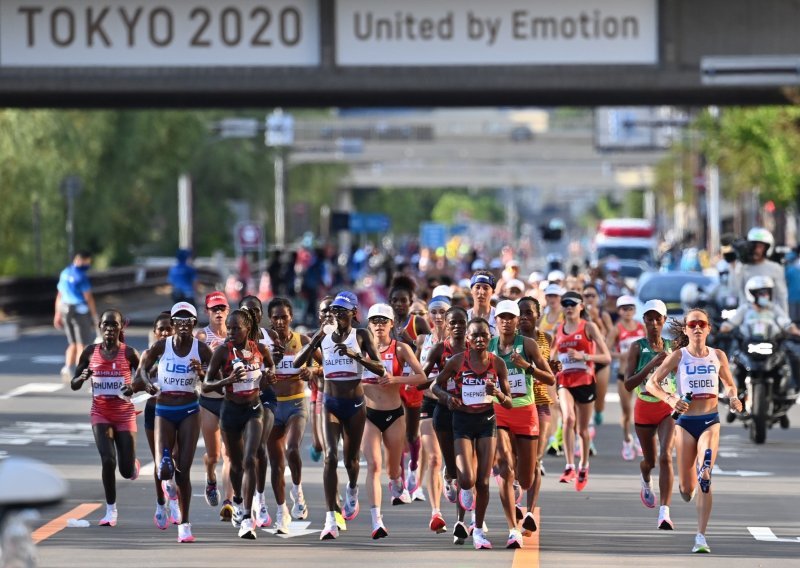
[54, 250, 97, 381]
[785, 247, 800, 323]
[169, 249, 198, 304]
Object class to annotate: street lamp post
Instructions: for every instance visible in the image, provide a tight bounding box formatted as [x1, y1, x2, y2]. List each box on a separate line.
[61, 174, 82, 261]
[266, 109, 294, 248]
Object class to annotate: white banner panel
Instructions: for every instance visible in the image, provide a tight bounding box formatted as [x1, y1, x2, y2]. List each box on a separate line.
[336, 0, 657, 65]
[0, 0, 319, 66]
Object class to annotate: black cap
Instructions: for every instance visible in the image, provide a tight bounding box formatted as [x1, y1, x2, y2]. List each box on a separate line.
[561, 291, 583, 303]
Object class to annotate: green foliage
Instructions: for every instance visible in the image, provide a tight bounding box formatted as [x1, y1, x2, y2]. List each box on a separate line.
[430, 191, 504, 225]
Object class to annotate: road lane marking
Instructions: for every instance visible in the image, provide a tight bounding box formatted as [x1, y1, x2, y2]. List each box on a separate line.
[32, 502, 102, 544]
[713, 465, 773, 477]
[748, 527, 800, 543]
[263, 521, 320, 538]
[512, 507, 540, 568]
[0, 383, 63, 400]
[32, 355, 67, 364]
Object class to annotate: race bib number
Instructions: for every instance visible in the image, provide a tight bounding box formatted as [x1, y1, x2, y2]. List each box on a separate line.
[462, 382, 490, 406]
[559, 352, 588, 371]
[275, 355, 297, 376]
[92, 375, 125, 396]
[232, 369, 260, 392]
[507, 372, 527, 397]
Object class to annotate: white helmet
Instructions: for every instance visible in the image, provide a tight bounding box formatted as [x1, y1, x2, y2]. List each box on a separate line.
[680, 282, 700, 307]
[745, 275, 775, 303]
[747, 227, 775, 256]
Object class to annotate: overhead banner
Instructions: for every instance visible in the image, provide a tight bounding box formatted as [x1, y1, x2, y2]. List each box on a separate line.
[336, 0, 657, 66]
[0, 0, 319, 66]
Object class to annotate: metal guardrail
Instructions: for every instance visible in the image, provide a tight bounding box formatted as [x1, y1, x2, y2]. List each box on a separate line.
[0, 266, 220, 319]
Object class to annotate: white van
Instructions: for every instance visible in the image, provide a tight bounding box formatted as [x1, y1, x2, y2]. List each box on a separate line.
[593, 218, 657, 267]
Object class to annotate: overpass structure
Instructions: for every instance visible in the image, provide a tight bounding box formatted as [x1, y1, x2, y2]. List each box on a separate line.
[1, 0, 799, 107]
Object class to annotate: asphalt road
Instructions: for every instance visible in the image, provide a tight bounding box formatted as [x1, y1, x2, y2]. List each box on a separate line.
[1, 330, 799, 568]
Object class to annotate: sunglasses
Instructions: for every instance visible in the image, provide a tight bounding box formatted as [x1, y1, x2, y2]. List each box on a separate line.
[330, 307, 350, 315]
[369, 317, 391, 325]
[686, 320, 709, 329]
[172, 317, 196, 325]
[561, 301, 579, 308]
[208, 306, 228, 313]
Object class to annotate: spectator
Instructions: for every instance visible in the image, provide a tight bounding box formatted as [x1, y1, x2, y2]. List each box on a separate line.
[168, 248, 197, 304]
[54, 250, 97, 381]
[786, 247, 800, 322]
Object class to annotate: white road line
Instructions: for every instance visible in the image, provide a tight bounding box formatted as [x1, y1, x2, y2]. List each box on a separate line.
[32, 355, 66, 364]
[0, 383, 63, 400]
[712, 465, 773, 477]
[262, 521, 319, 538]
[139, 461, 156, 477]
[748, 527, 800, 543]
[0, 355, 9, 363]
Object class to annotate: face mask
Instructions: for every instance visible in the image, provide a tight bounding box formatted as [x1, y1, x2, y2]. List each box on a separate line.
[757, 296, 771, 308]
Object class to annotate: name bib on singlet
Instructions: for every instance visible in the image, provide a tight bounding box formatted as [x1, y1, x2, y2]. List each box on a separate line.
[507, 372, 527, 397]
[363, 359, 393, 384]
[275, 355, 297, 377]
[558, 352, 588, 372]
[232, 364, 261, 393]
[462, 380, 491, 406]
[92, 374, 125, 396]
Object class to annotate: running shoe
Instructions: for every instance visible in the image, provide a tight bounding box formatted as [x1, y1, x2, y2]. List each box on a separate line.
[371, 518, 388, 540]
[154, 504, 168, 530]
[622, 440, 636, 461]
[130, 459, 140, 481]
[98, 509, 118, 527]
[443, 474, 458, 504]
[390, 479, 412, 506]
[168, 497, 182, 525]
[343, 485, 360, 520]
[453, 535, 466, 545]
[473, 530, 492, 550]
[698, 449, 713, 494]
[219, 499, 234, 522]
[411, 487, 426, 502]
[231, 501, 244, 528]
[539, 461, 546, 476]
[546, 439, 563, 456]
[506, 528, 523, 549]
[594, 410, 604, 425]
[162, 479, 179, 501]
[575, 467, 589, 492]
[334, 510, 347, 531]
[320, 518, 339, 540]
[429, 512, 447, 533]
[692, 533, 710, 553]
[559, 466, 576, 483]
[515, 504, 524, 522]
[522, 511, 537, 533]
[406, 465, 419, 493]
[204, 479, 220, 508]
[255, 500, 272, 529]
[177, 522, 195, 543]
[310, 445, 322, 462]
[290, 485, 308, 520]
[158, 451, 174, 481]
[453, 520, 470, 540]
[458, 488, 475, 511]
[238, 518, 257, 540]
[640, 478, 656, 509]
[657, 506, 674, 530]
[469, 512, 488, 534]
[513, 481, 523, 505]
[275, 504, 291, 534]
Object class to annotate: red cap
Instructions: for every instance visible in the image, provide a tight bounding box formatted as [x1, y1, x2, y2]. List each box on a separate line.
[205, 291, 229, 309]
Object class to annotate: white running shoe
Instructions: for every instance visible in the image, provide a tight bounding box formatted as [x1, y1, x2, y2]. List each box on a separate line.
[168, 498, 182, 525]
[275, 504, 291, 534]
[411, 486, 426, 502]
[231, 502, 244, 528]
[154, 504, 168, 530]
[343, 486, 360, 520]
[506, 528, 523, 549]
[459, 488, 475, 511]
[177, 522, 195, 543]
[98, 509, 118, 527]
[371, 518, 388, 540]
[443, 474, 458, 504]
[473, 529, 493, 550]
[255, 499, 272, 528]
[320, 517, 339, 540]
[622, 440, 636, 461]
[657, 506, 674, 530]
[406, 465, 419, 493]
[238, 518, 256, 540]
[692, 533, 710, 553]
[291, 485, 308, 520]
[390, 479, 412, 505]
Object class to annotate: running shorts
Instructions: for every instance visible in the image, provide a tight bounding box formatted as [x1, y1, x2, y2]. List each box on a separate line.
[495, 403, 539, 438]
[634, 398, 672, 427]
[452, 409, 496, 440]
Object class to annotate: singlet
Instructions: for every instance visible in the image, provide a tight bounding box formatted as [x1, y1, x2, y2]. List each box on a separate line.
[201, 326, 226, 399]
[532, 330, 553, 405]
[616, 321, 646, 353]
[539, 309, 564, 335]
[321, 329, 362, 381]
[467, 307, 498, 336]
[633, 337, 676, 403]
[555, 319, 595, 388]
[675, 347, 720, 401]
[157, 337, 200, 396]
[488, 335, 534, 408]
[450, 350, 498, 413]
[420, 333, 441, 378]
[362, 340, 403, 385]
[273, 331, 304, 380]
[402, 315, 419, 341]
[89, 343, 133, 397]
[222, 340, 264, 396]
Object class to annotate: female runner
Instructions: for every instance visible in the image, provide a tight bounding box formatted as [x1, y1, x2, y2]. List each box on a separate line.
[583, 283, 613, 425]
[647, 308, 742, 553]
[361, 303, 426, 538]
[434, 318, 513, 550]
[293, 291, 386, 540]
[71, 309, 140, 527]
[137, 302, 213, 543]
[489, 301, 554, 547]
[623, 300, 676, 530]
[204, 308, 275, 540]
[553, 291, 611, 491]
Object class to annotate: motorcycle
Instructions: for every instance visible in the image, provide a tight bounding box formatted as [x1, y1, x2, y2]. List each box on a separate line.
[0, 456, 67, 568]
[725, 322, 799, 444]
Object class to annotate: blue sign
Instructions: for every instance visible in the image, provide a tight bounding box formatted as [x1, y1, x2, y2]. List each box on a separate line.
[350, 213, 391, 234]
[420, 222, 448, 249]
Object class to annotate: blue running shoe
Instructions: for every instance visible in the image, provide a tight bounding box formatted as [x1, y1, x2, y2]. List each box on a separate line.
[310, 445, 322, 462]
[698, 449, 712, 494]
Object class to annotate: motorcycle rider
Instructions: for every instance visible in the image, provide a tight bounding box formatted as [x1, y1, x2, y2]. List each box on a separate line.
[732, 228, 789, 313]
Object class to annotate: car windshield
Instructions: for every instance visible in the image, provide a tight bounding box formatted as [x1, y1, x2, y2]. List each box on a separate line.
[639, 275, 711, 303]
[597, 246, 654, 264]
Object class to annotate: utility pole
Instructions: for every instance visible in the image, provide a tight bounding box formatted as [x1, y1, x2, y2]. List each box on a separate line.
[266, 109, 294, 248]
[61, 175, 82, 261]
[706, 106, 721, 255]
